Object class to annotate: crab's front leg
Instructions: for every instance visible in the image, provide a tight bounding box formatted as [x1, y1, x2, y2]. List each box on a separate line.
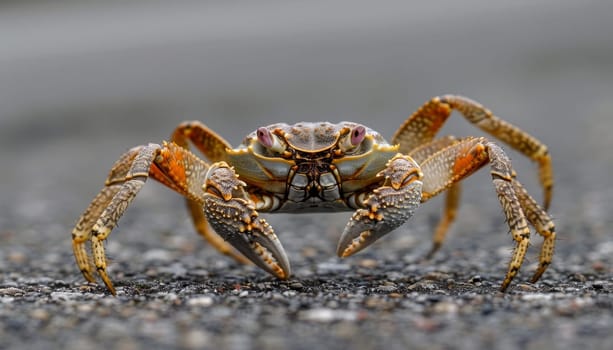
[203, 162, 291, 279]
[337, 155, 423, 257]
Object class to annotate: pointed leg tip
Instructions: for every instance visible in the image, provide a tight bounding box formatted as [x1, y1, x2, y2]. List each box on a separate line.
[97, 268, 117, 296]
[423, 243, 442, 261]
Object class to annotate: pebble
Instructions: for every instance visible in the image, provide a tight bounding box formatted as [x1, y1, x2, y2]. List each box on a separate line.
[358, 259, 379, 268]
[50, 292, 84, 301]
[183, 330, 210, 349]
[515, 283, 538, 292]
[299, 308, 359, 322]
[0, 287, 25, 296]
[29, 308, 50, 321]
[187, 296, 214, 307]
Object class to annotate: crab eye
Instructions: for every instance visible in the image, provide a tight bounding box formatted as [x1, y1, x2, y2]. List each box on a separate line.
[350, 125, 366, 146]
[339, 125, 367, 153]
[256, 127, 286, 153]
[257, 127, 274, 148]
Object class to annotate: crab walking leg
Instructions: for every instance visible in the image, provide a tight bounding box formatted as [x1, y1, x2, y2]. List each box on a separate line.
[337, 155, 423, 257]
[72, 147, 143, 283]
[408, 136, 462, 257]
[392, 95, 553, 209]
[88, 144, 162, 294]
[511, 179, 556, 283]
[202, 162, 291, 279]
[171, 121, 232, 163]
[418, 137, 541, 291]
[72, 185, 122, 283]
[167, 121, 252, 264]
[426, 184, 461, 259]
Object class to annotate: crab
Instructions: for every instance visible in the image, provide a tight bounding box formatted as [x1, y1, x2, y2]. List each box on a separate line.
[71, 95, 555, 295]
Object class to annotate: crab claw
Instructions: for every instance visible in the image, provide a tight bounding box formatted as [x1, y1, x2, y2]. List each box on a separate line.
[203, 162, 291, 279]
[337, 155, 423, 258]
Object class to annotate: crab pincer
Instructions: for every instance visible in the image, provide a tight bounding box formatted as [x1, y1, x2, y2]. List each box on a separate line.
[203, 162, 291, 279]
[337, 154, 423, 257]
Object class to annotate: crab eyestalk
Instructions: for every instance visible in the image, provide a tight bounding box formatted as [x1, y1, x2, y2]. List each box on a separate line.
[339, 125, 366, 153]
[257, 127, 287, 153]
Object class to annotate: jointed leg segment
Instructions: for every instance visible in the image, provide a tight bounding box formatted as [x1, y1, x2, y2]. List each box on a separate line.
[72, 144, 161, 294]
[72, 140, 289, 294]
[391, 95, 555, 288]
[416, 137, 555, 291]
[393, 95, 553, 209]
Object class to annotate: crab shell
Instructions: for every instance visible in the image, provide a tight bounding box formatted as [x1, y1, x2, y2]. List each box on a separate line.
[224, 122, 400, 209]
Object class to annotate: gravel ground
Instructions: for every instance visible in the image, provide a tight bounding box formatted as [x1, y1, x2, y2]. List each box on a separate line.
[1, 1, 612, 350]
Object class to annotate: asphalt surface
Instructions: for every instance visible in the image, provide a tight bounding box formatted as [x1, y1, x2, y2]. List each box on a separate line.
[1, 1, 612, 349]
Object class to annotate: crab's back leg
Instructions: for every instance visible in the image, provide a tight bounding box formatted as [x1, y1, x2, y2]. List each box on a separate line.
[408, 136, 462, 258]
[171, 121, 232, 162]
[392, 95, 553, 210]
[72, 147, 145, 284]
[73, 144, 161, 294]
[169, 121, 251, 264]
[418, 137, 555, 291]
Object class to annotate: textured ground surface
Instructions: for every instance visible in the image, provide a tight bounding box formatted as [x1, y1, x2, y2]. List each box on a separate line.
[1, 1, 612, 349]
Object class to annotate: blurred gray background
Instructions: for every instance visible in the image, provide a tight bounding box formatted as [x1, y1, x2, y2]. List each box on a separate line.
[0, 1, 612, 349]
[1, 0, 612, 245]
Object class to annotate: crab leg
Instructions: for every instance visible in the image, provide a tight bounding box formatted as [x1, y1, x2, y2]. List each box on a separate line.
[73, 144, 161, 295]
[72, 146, 148, 285]
[337, 154, 423, 257]
[393, 95, 553, 210]
[417, 137, 555, 291]
[72, 141, 289, 294]
[511, 179, 556, 283]
[408, 136, 462, 258]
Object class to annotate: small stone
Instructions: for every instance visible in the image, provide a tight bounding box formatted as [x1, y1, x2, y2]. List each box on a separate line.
[569, 273, 587, 283]
[413, 317, 442, 332]
[359, 259, 379, 268]
[515, 283, 538, 292]
[289, 282, 304, 290]
[282, 290, 297, 297]
[299, 308, 358, 322]
[407, 280, 438, 291]
[187, 296, 214, 307]
[0, 287, 25, 296]
[30, 308, 50, 321]
[50, 292, 83, 301]
[376, 284, 397, 293]
[424, 271, 452, 281]
[432, 301, 458, 314]
[468, 275, 482, 284]
[183, 330, 210, 349]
